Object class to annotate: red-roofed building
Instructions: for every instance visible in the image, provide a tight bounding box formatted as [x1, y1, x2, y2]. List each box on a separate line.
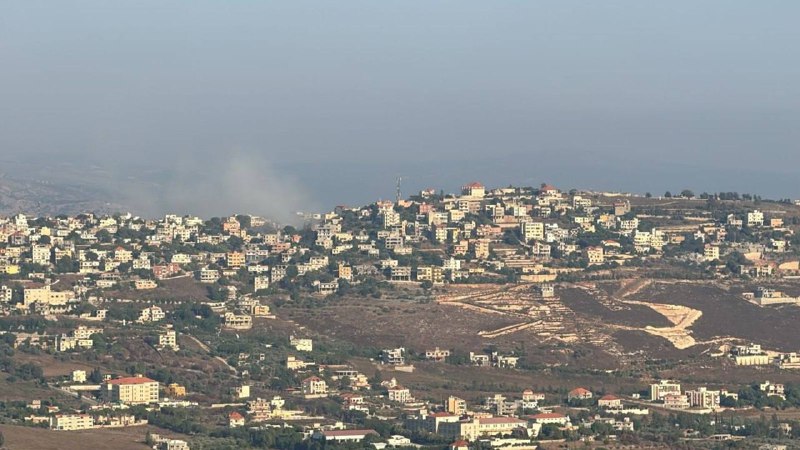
[540, 183, 558, 194]
[598, 394, 622, 409]
[522, 389, 546, 402]
[152, 263, 181, 280]
[229, 411, 245, 428]
[451, 440, 469, 450]
[568, 387, 593, 401]
[461, 182, 486, 198]
[103, 375, 159, 405]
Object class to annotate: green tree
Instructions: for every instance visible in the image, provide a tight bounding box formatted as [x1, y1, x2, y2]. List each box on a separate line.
[55, 257, 76, 274]
[89, 368, 103, 383]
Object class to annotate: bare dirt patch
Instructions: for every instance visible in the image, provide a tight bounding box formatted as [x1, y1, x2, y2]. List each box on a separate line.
[0, 424, 180, 450]
[281, 297, 519, 352]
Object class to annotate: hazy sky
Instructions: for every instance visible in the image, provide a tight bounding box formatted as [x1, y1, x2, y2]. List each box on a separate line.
[1, 1, 799, 219]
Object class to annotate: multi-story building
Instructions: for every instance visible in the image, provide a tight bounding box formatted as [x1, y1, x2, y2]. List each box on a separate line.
[31, 245, 52, 265]
[224, 313, 253, 330]
[233, 385, 251, 399]
[461, 182, 486, 198]
[165, 383, 187, 398]
[226, 251, 245, 268]
[0, 285, 12, 303]
[23, 286, 69, 307]
[584, 246, 604, 265]
[446, 396, 467, 415]
[686, 387, 720, 409]
[253, 275, 270, 292]
[747, 210, 764, 227]
[381, 210, 401, 229]
[138, 305, 165, 323]
[301, 376, 328, 397]
[425, 347, 450, 362]
[650, 380, 681, 401]
[390, 266, 412, 281]
[663, 393, 689, 409]
[382, 348, 406, 365]
[103, 375, 159, 405]
[56, 335, 94, 352]
[388, 386, 412, 403]
[50, 414, 94, 431]
[521, 221, 544, 242]
[703, 244, 720, 261]
[199, 268, 220, 284]
[73, 326, 103, 340]
[290, 336, 313, 352]
[760, 381, 785, 399]
[158, 330, 179, 351]
[415, 266, 444, 284]
[477, 417, 527, 436]
[472, 239, 490, 259]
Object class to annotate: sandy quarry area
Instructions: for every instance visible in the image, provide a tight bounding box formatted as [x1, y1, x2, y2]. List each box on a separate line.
[623, 299, 703, 349]
[612, 280, 703, 349]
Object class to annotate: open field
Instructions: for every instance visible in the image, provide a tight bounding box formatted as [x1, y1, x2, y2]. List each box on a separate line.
[348, 357, 647, 403]
[12, 353, 99, 378]
[559, 286, 671, 328]
[634, 281, 800, 351]
[0, 380, 70, 403]
[280, 297, 519, 352]
[243, 280, 800, 396]
[106, 277, 210, 303]
[0, 424, 181, 450]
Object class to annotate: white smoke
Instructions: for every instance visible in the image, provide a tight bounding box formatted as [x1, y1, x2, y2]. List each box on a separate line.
[122, 151, 318, 225]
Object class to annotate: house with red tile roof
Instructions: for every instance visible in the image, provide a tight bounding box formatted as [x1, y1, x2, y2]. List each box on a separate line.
[450, 440, 469, 450]
[228, 411, 245, 428]
[461, 182, 486, 198]
[598, 394, 622, 409]
[568, 387, 593, 401]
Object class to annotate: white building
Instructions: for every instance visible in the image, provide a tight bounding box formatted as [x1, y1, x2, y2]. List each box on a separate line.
[290, 336, 313, 352]
[159, 330, 179, 351]
[650, 380, 681, 401]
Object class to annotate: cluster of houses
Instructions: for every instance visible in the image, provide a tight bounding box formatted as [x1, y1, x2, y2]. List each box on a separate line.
[1, 186, 800, 448]
[725, 343, 800, 369]
[1, 184, 794, 324]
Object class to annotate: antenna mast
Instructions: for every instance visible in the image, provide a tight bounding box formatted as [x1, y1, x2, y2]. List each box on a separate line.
[396, 176, 402, 204]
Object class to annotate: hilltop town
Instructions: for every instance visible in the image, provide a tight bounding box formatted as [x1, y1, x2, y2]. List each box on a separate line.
[2, 182, 800, 449]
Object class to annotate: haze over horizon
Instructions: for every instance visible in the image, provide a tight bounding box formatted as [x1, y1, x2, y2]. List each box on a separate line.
[2, 1, 799, 220]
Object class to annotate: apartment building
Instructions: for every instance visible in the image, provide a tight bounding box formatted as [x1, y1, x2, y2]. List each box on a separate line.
[158, 330, 179, 351]
[103, 375, 159, 405]
[50, 414, 94, 431]
[302, 376, 328, 397]
[686, 387, 720, 409]
[584, 246, 604, 265]
[224, 313, 253, 330]
[650, 380, 681, 401]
